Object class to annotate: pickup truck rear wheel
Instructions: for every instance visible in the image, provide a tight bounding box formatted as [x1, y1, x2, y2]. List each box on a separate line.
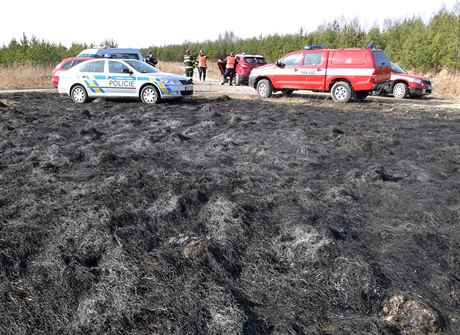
[331, 81, 352, 103]
[256, 79, 273, 98]
[393, 82, 408, 99]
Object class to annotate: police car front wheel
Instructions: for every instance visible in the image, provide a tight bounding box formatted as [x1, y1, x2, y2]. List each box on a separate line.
[71, 85, 89, 104]
[140, 85, 160, 104]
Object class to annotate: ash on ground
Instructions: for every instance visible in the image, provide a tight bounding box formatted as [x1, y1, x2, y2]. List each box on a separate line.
[0, 93, 459, 334]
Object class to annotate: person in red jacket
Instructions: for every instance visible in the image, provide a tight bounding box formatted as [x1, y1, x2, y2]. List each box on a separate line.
[221, 52, 236, 85]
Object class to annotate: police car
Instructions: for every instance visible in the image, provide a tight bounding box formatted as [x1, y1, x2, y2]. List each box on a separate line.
[58, 59, 193, 104]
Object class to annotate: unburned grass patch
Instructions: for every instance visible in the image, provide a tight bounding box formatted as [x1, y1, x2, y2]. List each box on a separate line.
[0, 65, 53, 90]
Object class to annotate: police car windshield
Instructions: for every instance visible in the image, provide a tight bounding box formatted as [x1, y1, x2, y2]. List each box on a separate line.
[125, 60, 159, 73]
[390, 62, 407, 74]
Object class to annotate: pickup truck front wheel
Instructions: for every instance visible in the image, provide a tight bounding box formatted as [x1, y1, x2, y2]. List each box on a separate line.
[331, 81, 352, 103]
[256, 79, 273, 98]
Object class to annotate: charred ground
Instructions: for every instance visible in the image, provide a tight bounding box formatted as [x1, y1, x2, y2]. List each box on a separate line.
[0, 92, 459, 334]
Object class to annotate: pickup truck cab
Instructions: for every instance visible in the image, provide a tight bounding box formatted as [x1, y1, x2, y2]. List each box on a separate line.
[249, 46, 391, 102]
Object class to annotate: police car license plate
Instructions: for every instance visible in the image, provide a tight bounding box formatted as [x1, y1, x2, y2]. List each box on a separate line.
[184, 85, 193, 91]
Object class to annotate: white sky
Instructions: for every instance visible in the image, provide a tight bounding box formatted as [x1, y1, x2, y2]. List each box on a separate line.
[1, 0, 458, 48]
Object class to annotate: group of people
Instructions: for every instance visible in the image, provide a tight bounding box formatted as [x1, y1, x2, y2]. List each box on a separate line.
[183, 49, 208, 82]
[184, 50, 237, 85]
[144, 49, 237, 85]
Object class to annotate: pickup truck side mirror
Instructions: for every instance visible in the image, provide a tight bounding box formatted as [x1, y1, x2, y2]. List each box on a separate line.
[275, 60, 284, 67]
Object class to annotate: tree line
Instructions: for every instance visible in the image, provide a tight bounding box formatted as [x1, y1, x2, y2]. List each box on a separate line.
[147, 9, 459, 72]
[0, 8, 458, 72]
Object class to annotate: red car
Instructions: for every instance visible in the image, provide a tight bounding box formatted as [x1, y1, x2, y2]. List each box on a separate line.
[51, 57, 91, 87]
[217, 54, 267, 86]
[383, 62, 432, 98]
[249, 46, 391, 102]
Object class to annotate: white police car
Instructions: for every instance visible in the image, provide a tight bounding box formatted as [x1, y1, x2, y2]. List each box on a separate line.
[58, 59, 193, 104]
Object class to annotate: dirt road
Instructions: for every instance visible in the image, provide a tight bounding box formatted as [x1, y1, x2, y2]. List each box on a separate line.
[1, 87, 459, 334]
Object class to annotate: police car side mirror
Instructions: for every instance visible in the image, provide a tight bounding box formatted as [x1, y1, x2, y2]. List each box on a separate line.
[122, 68, 133, 74]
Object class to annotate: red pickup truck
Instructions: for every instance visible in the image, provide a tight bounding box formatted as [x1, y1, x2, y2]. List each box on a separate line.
[248, 46, 392, 102]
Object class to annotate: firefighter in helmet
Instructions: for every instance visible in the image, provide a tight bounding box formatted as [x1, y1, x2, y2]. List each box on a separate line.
[184, 49, 195, 82]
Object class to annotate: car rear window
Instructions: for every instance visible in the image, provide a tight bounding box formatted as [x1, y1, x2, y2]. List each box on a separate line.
[93, 52, 140, 60]
[331, 50, 367, 65]
[244, 57, 267, 64]
[373, 50, 391, 68]
[61, 61, 73, 70]
[110, 53, 140, 60]
[72, 60, 86, 67]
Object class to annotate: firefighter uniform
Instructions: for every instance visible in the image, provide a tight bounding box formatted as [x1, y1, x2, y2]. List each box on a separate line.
[184, 50, 195, 82]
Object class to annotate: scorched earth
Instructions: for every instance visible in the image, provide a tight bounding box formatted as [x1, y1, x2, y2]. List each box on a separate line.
[0, 91, 459, 334]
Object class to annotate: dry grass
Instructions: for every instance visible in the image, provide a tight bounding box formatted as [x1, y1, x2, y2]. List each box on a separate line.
[426, 69, 460, 101]
[0, 65, 54, 90]
[0, 63, 458, 102]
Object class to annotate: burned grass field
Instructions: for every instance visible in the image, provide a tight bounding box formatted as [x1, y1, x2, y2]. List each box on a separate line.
[0, 92, 459, 334]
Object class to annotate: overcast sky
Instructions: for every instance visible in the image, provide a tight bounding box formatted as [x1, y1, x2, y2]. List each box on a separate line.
[1, 0, 458, 48]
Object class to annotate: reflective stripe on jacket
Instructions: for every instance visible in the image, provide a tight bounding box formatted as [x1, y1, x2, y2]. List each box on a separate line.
[184, 55, 194, 69]
[226, 56, 235, 69]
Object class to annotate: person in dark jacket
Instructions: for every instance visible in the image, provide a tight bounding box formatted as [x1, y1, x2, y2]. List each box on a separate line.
[184, 49, 195, 82]
[145, 51, 158, 67]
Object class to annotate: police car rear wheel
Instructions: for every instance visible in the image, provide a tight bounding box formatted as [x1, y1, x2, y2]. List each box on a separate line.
[71, 85, 89, 104]
[256, 79, 273, 98]
[140, 85, 160, 104]
[331, 81, 352, 103]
